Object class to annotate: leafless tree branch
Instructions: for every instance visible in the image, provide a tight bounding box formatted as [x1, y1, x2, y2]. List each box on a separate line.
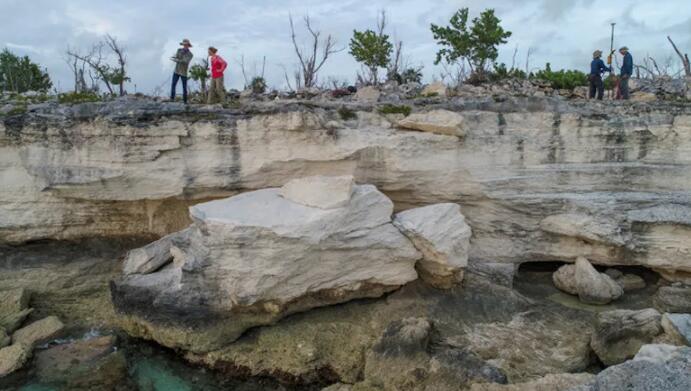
[289, 14, 343, 89]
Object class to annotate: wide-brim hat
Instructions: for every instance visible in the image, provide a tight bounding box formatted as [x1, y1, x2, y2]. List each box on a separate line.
[180, 39, 192, 47]
[593, 50, 603, 57]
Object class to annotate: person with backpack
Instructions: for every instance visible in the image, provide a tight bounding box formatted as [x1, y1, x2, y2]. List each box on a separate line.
[207, 47, 228, 104]
[589, 50, 611, 100]
[170, 39, 194, 104]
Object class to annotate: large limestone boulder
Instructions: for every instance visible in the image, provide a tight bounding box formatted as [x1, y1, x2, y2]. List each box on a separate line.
[12, 316, 64, 348]
[397, 109, 465, 136]
[574, 257, 623, 304]
[654, 285, 691, 313]
[393, 203, 471, 288]
[112, 177, 420, 353]
[590, 309, 662, 366]
[552, 258, 623, 304]
[0, 343, 30, 377]
[552, 264, 577, 295]
[572, 345, 691, 391]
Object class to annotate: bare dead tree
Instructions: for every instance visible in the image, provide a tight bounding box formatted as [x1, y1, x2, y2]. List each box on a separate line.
[667, 36, 690, 77]
[525, 47, 534, 77]
[237, 55, 268, 89]
[237, 55, 249, 87]
[104, 34, 128, 96]
[511, 45, 519, 70]
[439, 61, 468, 88]
[289, 14, 343, 89]
[66, 43, 114, 94]
[64, 49, 89, 92]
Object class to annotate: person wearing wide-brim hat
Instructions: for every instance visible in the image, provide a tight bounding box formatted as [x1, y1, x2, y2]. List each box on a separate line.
[589, 49, 611, 100]
[618, 46, 633, 100]
[170, 39, 194, 104]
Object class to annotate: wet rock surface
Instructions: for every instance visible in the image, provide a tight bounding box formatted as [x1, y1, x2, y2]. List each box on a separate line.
[34, 335, 128, 389]
[589, 309, 662, 365]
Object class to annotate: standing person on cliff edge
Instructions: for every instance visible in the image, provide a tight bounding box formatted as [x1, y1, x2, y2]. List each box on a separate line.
[207, 47, 228, 104]
[589, 50, 611, 100]
[619, 46, 633, 100]
[170, 39, 194, 104]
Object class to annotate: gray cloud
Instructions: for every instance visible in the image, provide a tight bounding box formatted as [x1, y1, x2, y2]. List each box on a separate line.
[1, 0, 689, 94]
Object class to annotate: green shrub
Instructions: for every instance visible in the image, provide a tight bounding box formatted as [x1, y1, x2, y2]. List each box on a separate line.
[4, 104, 27, 116]
[338, 107, 357, 121]
[58, 91, 101, 104]
[378, 104, 411, 116]
[488, 62, 527, 82]
[531, 63, 587, 90]
[250, 77, 267, 94]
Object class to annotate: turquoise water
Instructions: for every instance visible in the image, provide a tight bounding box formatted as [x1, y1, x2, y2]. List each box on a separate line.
[2, 335, 303, 391]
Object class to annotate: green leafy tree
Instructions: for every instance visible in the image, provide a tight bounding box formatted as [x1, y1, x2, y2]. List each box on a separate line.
[189, 59, 210, 94]
[349, 22, 393, 85]
[431, 8, 511, 81]
[0, 49, 52, 93]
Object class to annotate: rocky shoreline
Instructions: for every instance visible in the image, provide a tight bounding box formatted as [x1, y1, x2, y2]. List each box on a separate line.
[1, 93, 691, 390]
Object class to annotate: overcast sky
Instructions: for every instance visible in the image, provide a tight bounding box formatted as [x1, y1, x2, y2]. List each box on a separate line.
[1, 0, 690, 94]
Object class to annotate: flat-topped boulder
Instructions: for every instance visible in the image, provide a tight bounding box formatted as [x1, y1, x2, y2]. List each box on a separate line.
[112, 176, 420, 353]
[397, 109, 465, 136]
[278, 175, 354, 210]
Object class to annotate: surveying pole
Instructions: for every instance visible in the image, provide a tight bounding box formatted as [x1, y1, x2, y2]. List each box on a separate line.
[608, 23, 616, 99]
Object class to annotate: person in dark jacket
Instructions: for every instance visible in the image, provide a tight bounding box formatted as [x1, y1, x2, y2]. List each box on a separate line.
[170, 39, 194, 104]
[619, 46, 633, 100]
[589, 50, 611, 100]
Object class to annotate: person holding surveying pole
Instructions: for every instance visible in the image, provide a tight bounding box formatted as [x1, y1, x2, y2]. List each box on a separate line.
[590, 50, 611, 100]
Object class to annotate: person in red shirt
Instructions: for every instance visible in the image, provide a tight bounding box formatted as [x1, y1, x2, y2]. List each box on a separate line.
[207, 47, 228, 104]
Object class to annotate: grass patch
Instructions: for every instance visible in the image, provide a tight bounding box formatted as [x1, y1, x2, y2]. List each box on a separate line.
[58, 91, 101, 104]
[4, 105, 27, 116]
[338, 107, 357, 121]
[377, 104, 412, 117]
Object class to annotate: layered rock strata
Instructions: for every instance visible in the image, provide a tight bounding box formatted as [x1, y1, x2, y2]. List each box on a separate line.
[2, 97, 691, 279]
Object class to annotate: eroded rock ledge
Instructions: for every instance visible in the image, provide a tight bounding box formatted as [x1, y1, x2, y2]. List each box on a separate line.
[2, 96, 691, 279]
